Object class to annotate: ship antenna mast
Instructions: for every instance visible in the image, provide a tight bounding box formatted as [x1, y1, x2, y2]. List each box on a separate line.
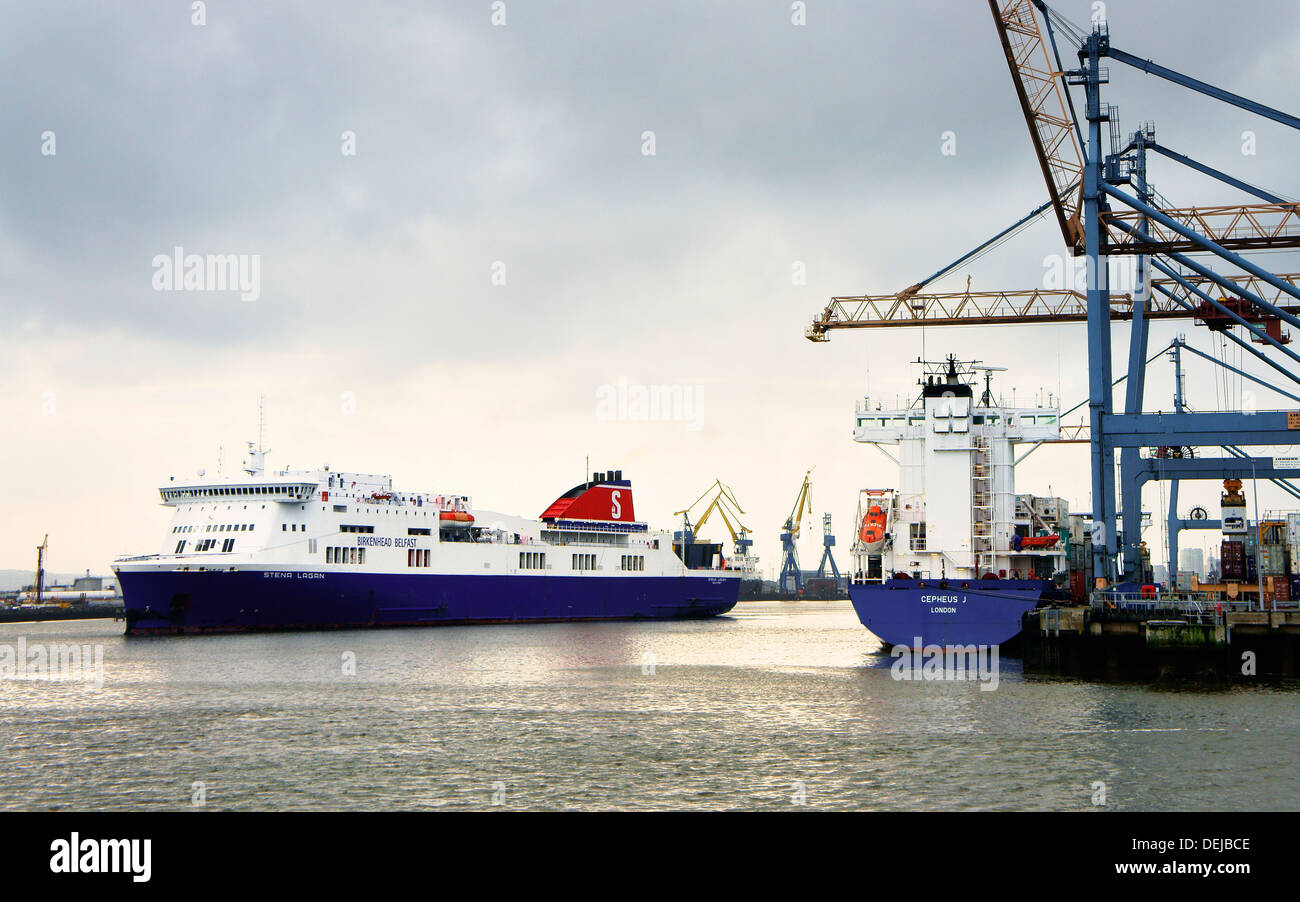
[245, 394, 270, 477]
[971, 365, 1008, 408]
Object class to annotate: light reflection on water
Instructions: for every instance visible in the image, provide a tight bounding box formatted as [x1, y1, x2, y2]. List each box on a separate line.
[0, 601, 1294, 811]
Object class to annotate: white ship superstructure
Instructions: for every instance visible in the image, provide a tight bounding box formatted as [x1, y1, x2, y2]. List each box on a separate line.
[849, 356, 1071, 585]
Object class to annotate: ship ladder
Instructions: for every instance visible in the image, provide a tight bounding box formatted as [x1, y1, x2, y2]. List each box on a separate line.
[971, 435, 994, 572]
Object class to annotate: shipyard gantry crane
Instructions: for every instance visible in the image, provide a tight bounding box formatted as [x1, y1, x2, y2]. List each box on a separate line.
[779, 470, 813, 594]
[814, 513, 841, 585]
[810, 0, 1300, 591]
[674, 479, 755, 567]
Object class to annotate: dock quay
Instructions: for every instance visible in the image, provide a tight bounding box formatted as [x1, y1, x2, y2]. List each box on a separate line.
[1023, 596, 1300, 681]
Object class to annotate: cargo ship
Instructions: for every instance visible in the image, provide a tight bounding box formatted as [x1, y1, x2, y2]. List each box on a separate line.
[847, 356, 1074, 647]
[114, 446, 740, 634]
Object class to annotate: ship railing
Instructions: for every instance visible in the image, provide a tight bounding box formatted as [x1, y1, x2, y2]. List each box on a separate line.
[1090, 594, 1255, 623]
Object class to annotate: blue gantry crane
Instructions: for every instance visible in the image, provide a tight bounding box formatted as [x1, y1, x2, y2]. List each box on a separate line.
[814, 513, 841, 584]
[779, 470, 813, 594]
[809, 0, 1300, 596]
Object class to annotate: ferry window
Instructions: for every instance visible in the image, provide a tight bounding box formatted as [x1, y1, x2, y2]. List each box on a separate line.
[174, 540, 185, 554]
[1040, 415, 1057, 424]
[408, 528, 431, 536]
[327, 547, 334, 563]
[358, 548, 365, 565]
[282, 524, 287, 531]
[1020, 415, 1035, 425]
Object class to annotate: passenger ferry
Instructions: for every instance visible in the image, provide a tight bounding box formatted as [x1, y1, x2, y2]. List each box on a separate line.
[114, 445, 740, 634]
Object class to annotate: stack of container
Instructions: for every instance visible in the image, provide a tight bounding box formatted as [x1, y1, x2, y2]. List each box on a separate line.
[1065, 514, 1092, 599]
[1287, 514, 1300, 598]
[1257, 519, 1290, 603]
[1221, 539, 1247, 582]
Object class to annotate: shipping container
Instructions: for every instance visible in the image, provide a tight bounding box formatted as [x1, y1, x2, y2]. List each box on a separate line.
[1263, 574, 1291, 604]
[1257, 545, 1289, 575]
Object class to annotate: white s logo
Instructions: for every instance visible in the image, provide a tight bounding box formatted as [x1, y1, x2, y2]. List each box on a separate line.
[611, 491, 622, 519]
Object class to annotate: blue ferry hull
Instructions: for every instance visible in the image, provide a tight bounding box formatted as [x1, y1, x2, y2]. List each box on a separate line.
[117, 569, 740, 635]
[848, 578, 1046, 647]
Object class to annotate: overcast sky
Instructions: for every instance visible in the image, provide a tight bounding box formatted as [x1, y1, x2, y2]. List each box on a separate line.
[5, 0, 1300, 576]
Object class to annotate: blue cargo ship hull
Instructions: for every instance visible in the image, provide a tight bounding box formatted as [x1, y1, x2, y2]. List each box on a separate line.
[117, 569, 740, 635]
[848, 578, 1046, 647]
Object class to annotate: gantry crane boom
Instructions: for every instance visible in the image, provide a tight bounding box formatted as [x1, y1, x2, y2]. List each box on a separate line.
[990, 0, 1086, 253]
[807, 272, 1300, 336]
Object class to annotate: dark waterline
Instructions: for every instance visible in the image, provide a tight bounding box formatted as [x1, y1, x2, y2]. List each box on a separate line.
[0, 601, 1295, 811]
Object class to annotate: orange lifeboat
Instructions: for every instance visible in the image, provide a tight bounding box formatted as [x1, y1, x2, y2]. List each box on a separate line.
[858, 503, 888, 547]
[439, 510, 475, 527]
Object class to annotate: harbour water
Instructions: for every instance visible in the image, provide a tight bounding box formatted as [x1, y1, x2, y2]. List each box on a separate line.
[0, 601, 1296, 811]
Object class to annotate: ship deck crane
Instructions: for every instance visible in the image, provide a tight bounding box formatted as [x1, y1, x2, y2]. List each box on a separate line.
[810, 0, 1300, 592]
[779, 471, 813, 594]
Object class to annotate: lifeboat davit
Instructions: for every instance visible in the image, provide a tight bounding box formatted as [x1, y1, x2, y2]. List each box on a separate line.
[439, 510, 475, 527]
[858, 504, 888, 549]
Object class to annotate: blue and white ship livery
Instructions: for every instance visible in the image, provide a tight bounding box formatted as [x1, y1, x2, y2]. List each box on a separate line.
[848, 356, 1072, 648]
[114, 447, 739, 635]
